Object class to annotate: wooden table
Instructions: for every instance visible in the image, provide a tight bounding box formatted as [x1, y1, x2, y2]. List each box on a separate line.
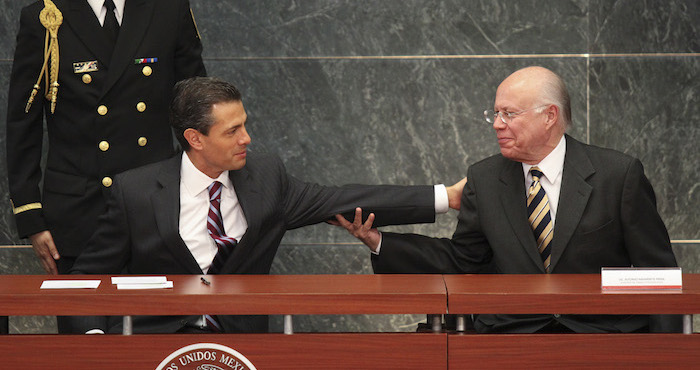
[1, 274, 699, 369]
[0, 274, 448, 369]
[444, 274, 700, 368]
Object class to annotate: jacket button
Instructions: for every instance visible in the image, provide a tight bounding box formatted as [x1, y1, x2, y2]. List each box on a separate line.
[97, 105, 108, 115]
[136, 102, 146, 112]
[102, 177, 113, 187]
[98, 141, 110, 151]
[137, 137, 147, 147]
[82, 74, 92, 84]
[142, 66, 152, 76]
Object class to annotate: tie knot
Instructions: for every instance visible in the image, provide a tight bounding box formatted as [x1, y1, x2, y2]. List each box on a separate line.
[530, 167, 544, 182]
[208, 181, 222, 201]
[104, 0, 116, 11]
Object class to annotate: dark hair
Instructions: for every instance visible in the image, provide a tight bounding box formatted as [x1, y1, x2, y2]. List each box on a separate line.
[170, 77, 242, 150]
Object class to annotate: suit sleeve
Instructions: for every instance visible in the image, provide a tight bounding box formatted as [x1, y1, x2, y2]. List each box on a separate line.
[620, 159, 676, 267]
[174, 0, 206, 80]
[274, 157, 436, 230]
[373, 166, 492, 274]
[6, 5, 49, 238]
[620, 159, 681, 333]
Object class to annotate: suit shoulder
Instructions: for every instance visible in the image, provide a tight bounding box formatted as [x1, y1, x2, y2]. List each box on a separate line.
[244, 152, 285, 170]
[469, 153, 511, 173]
[573, 139, 640, 169]
[114, 155, 177, 182]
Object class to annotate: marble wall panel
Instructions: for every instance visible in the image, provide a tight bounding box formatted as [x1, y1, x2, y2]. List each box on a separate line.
[589, 0, 699, 53]
[0, 0, 27, 60]
[674, 243, 700, 274]
[205, 57, 587, 243]
[0, 62, 16, 245]
[191, 0, 589, 57]
[0, 246, 56, 333]
[589, 57, 700, 239]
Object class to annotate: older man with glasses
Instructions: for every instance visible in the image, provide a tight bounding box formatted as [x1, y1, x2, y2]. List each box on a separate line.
[334, 66, 681, 334]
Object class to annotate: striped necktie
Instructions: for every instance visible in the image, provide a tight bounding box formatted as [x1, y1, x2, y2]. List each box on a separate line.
[527, 167, 553, 273]
[206, 181, 237, 274]
[202, 181, 238, 332]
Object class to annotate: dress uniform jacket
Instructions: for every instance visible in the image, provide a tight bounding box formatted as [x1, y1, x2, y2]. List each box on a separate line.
[6, 0, 206, 259]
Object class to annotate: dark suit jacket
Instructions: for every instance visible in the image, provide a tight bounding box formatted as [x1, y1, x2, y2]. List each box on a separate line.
[71, 152, 436, 333]
[374, 135, 680, 333]
[7, 0, 205, 258]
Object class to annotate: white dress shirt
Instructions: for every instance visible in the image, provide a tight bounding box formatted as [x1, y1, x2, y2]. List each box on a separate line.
[179, 153, 248, 273]
[521, 135, 566, 225]
[86, 0, 125, 25]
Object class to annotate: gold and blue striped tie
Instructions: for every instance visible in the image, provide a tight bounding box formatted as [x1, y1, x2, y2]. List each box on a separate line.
[527, 167, 553, 273]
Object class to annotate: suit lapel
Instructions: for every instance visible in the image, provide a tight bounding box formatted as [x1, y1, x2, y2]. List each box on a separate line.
[499, 160, 545, 271]
[103, 0, 154, 95]
[549, 135, 594, 270]
[221, 166, 262, 273]
[151, 154, 203, 274]
[59, 0, 113, 67]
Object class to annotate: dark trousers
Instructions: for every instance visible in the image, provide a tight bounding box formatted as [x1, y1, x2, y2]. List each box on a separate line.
[0, 316, 8, 334]
[56, 256, 82, 334]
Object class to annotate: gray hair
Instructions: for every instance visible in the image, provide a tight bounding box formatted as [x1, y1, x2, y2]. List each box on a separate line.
[535, 70, 572, 129]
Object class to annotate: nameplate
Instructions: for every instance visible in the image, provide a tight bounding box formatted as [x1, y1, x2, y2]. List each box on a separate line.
[601, 267, 682, 290]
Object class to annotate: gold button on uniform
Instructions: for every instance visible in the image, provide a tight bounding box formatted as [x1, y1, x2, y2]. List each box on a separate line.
[82, 74, 92, 84]
[142, 66, 152, 76]
[97, 105, 108, 115]
[137, 137, 148, 146]
[102, 177, 113, 187]
[136, 102, 146, 112]
[98, 141, 110, 151]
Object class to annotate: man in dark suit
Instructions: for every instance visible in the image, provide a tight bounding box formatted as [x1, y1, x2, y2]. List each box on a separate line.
[335, 66, 680, 333]
[6, 0, 206, 279]
[70, 77, 464, 334]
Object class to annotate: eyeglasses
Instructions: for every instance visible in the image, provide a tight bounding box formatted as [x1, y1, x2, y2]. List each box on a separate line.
[483, 105, 548, 125]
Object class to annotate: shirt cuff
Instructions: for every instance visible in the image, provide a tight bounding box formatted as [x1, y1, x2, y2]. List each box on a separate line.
[434, 184, 448, 214]
[371, 232, 383, 255]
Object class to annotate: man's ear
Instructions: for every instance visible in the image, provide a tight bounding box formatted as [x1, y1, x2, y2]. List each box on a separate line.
[183, 128, 203, 150]
[543, 104, 559, 130]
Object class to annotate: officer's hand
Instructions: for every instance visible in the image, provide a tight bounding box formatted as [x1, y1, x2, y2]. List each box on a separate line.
[28, 230, 60, 275]
[328, 207, 381, 252]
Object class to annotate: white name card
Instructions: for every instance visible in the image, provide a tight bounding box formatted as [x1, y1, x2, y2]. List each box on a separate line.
[40, 280, 101, 289]
[601, 267, 682, 290]
[111, 276, 167, 285]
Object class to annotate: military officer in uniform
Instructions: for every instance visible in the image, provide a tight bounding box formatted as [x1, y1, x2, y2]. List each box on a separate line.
[6, 0, 206, 282]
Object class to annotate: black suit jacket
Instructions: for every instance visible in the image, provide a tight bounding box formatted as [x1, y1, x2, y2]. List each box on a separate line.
[7, 0, 205, 257]
[71, 152, 436, 333]
[375, 135, 680, 333]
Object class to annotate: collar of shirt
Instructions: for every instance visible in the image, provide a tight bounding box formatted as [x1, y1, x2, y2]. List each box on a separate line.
[86, 0, 125, 25]
[522, 135, 566, 187]
[181, 152, 232, 198]
[521, 135, 566, 221]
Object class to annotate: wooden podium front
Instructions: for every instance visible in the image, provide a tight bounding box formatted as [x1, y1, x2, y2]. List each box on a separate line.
[445, 274, 700, 368]
[1, 274, 699, 369]
[0, 274, 447, 369]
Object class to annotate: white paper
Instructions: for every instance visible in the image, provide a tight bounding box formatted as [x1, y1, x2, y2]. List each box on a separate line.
[40, 280, 101, 289]
[601, 267, 682, 290]
[116, 281, 174, 290]
[111, 276, 167, 285]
